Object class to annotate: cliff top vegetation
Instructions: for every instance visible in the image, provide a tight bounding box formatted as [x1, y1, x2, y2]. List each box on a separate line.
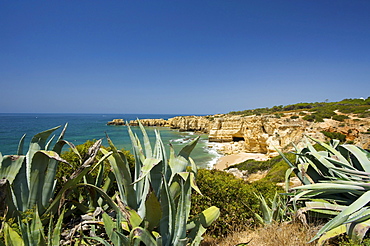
[228, 97, 370, 119]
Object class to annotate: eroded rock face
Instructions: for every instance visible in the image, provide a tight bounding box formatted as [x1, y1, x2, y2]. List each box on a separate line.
[130, 114, 370, 155]
[129, 119, 169, 127]
[168, 116, 211, 132]
[209, 115, 370, 154]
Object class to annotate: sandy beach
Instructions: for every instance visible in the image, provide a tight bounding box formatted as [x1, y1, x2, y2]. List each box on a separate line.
[214, 152, 268, 170]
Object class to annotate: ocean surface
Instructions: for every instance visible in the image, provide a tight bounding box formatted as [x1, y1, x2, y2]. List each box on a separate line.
[0, 113, 221, 168]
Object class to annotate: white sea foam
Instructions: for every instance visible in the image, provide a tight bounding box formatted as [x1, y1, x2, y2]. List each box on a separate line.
[202, 141, 224, 169]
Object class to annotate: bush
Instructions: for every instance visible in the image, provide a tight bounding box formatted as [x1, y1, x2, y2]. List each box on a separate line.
[232, 154, 295, 178]
[332, 114, 350, 122]
[321, 131, 346, 143]
[290, 115, 299, 119]
[261, 158, 291, 183]
[191, 169, 281, 238]
[303, 114, 316, 122]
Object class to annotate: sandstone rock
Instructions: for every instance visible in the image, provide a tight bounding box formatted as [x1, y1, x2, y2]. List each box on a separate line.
[107, 119, 125, 125]
[129, 118, 169, 127]
[124, 113, 370, 156]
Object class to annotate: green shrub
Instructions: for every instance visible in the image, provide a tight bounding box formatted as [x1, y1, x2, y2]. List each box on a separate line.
[332, 114, 350, 122]
[191, 169, 281, 238]
[303, 114, 316, 122]
[321, 131, 346, 143]
[261, 158, 291, 183]
[231, 154, 295, 177]
[290, 115, 299, 119]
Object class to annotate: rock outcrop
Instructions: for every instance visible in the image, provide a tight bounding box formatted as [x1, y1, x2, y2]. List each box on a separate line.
[129, 118, 170, 127]
[107, 119, 125, 125]
[128, 114, 370, 155]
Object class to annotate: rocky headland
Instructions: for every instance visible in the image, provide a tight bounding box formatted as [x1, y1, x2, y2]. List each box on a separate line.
[128, 112, 370, 157]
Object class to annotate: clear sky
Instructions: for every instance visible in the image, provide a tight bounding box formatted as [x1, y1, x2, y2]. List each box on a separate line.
[1, 1, 369, 114]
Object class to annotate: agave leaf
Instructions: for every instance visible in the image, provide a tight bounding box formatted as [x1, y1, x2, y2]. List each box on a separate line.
[189, 157, 198, 174]
[51, 208, 65, 246]
[160, 174, 175, 244]
[28, 151, 68, 213]
[188, 224, 206, 246]
[330, 139, 341, 149]
[127, 125, 146, 200]
[325, 156, 357, 171]
[151, 130, 168, 196]
[186, 206, 220, 230]
[178, 172, 202, 195]
[102, 212, 121, 245]
[11, 157, 28, 212]
[285, 167, 295, 192]
[0, 179, 19, 218]
[306, 135, 348, 164]
[347, 218, 370, 243]
[127, 125, 145, 169]
[55, 123, 68, 144]
[305, 201, 347, 212]
[137, 175, 151, 218]
[293, 183, 365, 191]
[346, 208, 370, 224]
[154, 130, 168, 174]
[329, 167, 370, 179]
[17, 134, 26, 156]
[169, 155, 188, 181]
[178, 136, 199, 160]
[317, 224, 346, 245]
[29, 206, 46, 246]
[26, 126, 61, 187]
[94, 157, 105, 188]
[132, 157, 161, 184]
[45, 135, 55, 151]
[311, 190, 370, 242]
[144, 191, 162, 231]
[340, 145, 370, 173]
[130, 227, 158, 246]
[104, 135, 137, 209]
[254, 192, 272, 224]
[41, 150, 69, 209]
[138, 120, 152, 158]
[275, 147, 311, 185]
[173, 176, 191, 245]
[3, 222, 24, 246]
[0, 155, 25, 184]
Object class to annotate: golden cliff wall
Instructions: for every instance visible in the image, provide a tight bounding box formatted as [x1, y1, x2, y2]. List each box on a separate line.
[131, 114, 370, 155]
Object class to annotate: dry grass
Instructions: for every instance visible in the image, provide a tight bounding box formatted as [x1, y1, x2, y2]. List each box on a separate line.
[201, 222, 321, 246]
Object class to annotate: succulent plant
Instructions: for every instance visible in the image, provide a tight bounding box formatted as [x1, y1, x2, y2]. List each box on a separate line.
[281, 136, 370, 244]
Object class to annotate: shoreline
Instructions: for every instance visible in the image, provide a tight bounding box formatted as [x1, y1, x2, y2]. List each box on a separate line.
[205, 141, 269, 170]
[213, 152, 269, 170]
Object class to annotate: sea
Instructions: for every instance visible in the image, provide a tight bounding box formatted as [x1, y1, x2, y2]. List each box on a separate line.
[0, 113, 222, 169]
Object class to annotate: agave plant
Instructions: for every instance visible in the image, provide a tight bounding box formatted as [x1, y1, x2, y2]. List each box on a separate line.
[254, 191, 291, 225]
[0, 122, 219, 246]
[0, 124, 75, 216]
[85, 122, 220, 245]
[2, 208, 65, 246]
[282, 136, 370, 244]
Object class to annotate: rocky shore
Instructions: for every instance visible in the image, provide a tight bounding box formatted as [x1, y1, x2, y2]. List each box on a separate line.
[109, 113, 370, 169]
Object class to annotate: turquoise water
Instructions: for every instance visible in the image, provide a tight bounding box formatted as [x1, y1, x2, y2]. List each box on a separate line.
[0, 113, 219, 168]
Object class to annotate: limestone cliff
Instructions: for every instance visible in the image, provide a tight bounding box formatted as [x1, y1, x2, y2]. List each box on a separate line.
[129, 114, 370, 155]
[129, 118, 170, 127]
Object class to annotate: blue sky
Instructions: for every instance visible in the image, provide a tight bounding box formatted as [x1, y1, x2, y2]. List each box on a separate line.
[1, 1, 369, 114]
